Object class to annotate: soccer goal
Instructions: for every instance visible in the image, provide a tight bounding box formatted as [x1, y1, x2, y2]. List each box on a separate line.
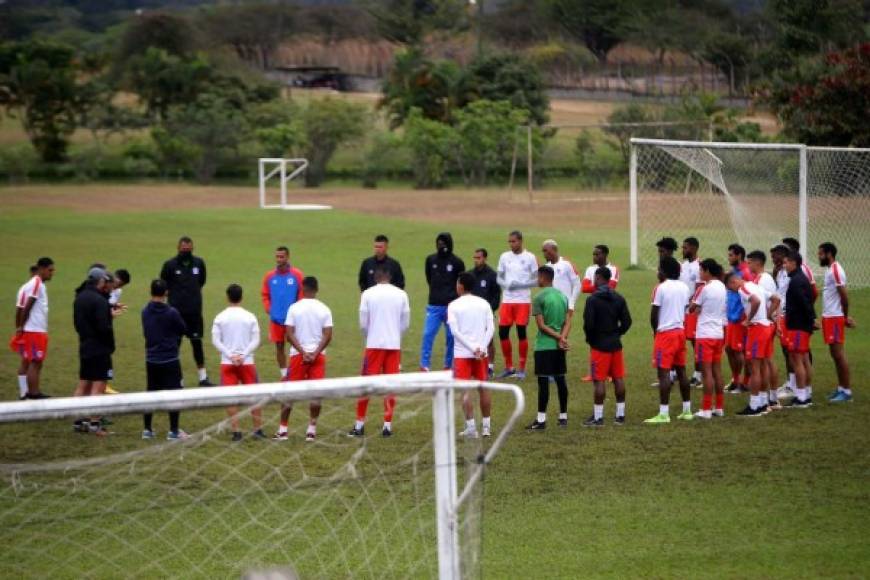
[630, 138, 870, 286]
[258, 157, 332, 211]
[0, 372, 523, 579]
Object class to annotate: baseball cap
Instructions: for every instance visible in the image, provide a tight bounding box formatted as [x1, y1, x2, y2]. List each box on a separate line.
[87, 267, 111, 282]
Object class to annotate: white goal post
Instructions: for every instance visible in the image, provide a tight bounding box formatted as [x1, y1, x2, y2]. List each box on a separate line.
[0, 372, 524, 580]
[258, 157, 332, 210]
[630, 138, 870, 287]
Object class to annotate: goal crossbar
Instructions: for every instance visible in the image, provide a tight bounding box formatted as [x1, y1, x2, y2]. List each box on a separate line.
[630, 138, 805, 150]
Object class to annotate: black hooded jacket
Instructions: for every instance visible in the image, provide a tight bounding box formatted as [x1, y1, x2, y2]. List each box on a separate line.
[785, 268, 816, 333]
[583, 285, 632, 352]
[160, 252, 206, 315]
[424, 233, 465, 306]
[73, 284, 115, 358]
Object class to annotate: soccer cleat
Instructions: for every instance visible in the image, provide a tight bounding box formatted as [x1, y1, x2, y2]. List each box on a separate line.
[231, 432, 243, 442]
[826, 389, 839, 401]
[72, 420, 89, 433]
[694, 410, 712, 420]
[251, 429, 267, 440]
[726, 382, 747, 394]
[305, 431, 316, 442]
[199, 379, 215, 387]
[582, 416, 603, 427]
[526, 420, 546, 431]
[481, 427, 491, 438]
[347, 426, 365, 438]
[167, 430, 190, 440]
[515, 371, 527, 380]
[141, 429, 155, 439]
[25, 392, 51, 400]
[689, 377, 701, 388]
[758, 404, 771, 415]
[767, 400, 783, 411]
[644, 413, 670, 424]
[712, 408, 725, 417]
[677, 410, 694, 421]
[104, 385, 120, 395]
[381, 426, 392, 438]
[487, 367, 494, 380]
[614, 416, 626, 425]
[737, 405, 764, 417]
[784, 397, 813, 408]
[829, 391, 853, 403]
[272, 431, 289, 441]
[776, 384, 795, 400]
[497, 368, 516, 379]
[458, 428, 479, 439]
[558, 418, 568, 428]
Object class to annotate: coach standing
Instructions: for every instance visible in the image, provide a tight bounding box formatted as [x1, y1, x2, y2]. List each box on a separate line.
[467, 248, 500, 377]
[420, 232, 465, 371]
[358, 234, 405, 291]
[160, 236, 213, 386]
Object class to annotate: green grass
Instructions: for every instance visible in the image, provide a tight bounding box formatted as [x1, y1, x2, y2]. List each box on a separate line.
[0, 185, 867, 578]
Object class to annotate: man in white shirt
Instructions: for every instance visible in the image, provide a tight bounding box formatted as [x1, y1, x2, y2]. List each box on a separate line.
[541, 239, 581, 319]
[680, 237, 704, 387]
[818, 242, 855, 403]
[211, 284, 264, 442]
[747, 250, 782, 410]
[448, 272, 495, 438]
[689, 259, 727, 419]
[12, 257, 54, 399]
[274, 276, 333, 442]
[645, 256, 692, 424]
[496, 230, 539, 380]
[350, 265, 411, 438]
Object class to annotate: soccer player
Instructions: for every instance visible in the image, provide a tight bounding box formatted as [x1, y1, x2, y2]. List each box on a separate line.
[771, 244, 797, 398]
[160, 236, 213, 386]
[351, 265, 411, 438]
[358, 234, 405, 291]
[496, 230, 539, 379]
[420, 233, 465, 372]
[817, 243, 855, 403]
[541, 239, 580, 320]
[747, 250, 781, 410]
[645, 257, 693, 423]
[11, 257, 54, 400]
[141, 279, 189, 440]
[724, 243, 753, 394]
[582, 267, 632, 426]
[12, 265, 38, 399]
[680, 237, 704, 387]
[581, 244, 620, 294]
[782, 237, 818, 300]
[690, 259, 727, 419]
[108, 269, 130, 308]
[448, 272, 495, 438]
[211, 284, 265, 442]
[656, 236, 678, 259]
[467, 248, 500, 377]
[527, 266, 570, 430]
[261, 246, 304, 379]
[782, 251, 816, 408]
[274, 276, 333, 441]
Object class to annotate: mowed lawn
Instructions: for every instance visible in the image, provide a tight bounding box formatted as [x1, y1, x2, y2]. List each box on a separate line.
[0, 185, 867, 578]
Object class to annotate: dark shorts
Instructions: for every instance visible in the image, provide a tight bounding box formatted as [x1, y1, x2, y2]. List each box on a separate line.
[80, 354, 113, 382]
[180, 312, 204, 339]
[146, 360, 183, 391]
[534, 349, 566, 377]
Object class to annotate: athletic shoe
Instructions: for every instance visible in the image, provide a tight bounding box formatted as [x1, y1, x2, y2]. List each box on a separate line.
[784, 397, 813, 408]
[347, 426, 365, 438]
[481, 427, 491, 438]
[381, 426, 392, 438]
[557, 418, 568, 428]
[776, 384, 795, 400]
[199, 379, 215, 387]
[737, 406, 764, 417]
[419, 366, 430, 372]
[677, 410, 694, 421]
[104, 385, 120, 395]
[581, 375, 593, 382]
[487, 367, 494, 380]
[582, 416, 603, 427]
[643, 414, 670, 424]
[515, 371, 527, 380]
[141, 429, 155, 439]
[758, 404, 771, 415]
[167, 430, 190, 440]
[614, 416, 625, 425]
[694, 410, 712, 420]
[689, 377, 701, 388]
[829, 391, 853, 403]
[649, 380, 660, 388]
[458, 428, 479, 439]
[72, 420, 89, 433]
[526, 420, 546, 430]
[231, 432, 243, 442]
[497, 369, 516, 379]
[100, 416, 113, 426]
[251, 429, 267, 440]
[826, 389, 839, 401]
[19, 395, 26, 401]
[272, 431, 289, 441]
[767, 400, 783, 411]
[726, 382, 747, 394]
[712, 409, 725, 417]
[305, 431, 316, 442]
[25, 392, 51, 400]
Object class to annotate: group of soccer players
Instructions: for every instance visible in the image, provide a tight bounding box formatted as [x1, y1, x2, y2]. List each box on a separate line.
[10, 229, 855, 440]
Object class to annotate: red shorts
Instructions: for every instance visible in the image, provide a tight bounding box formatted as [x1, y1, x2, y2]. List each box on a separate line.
[499, 303, 531, 326]
[453, 357, 488, 381]
[220, 364, 258, 386]
[725, 322, 747, 352]
[822, 316, 845, 345]
[777, 317, 790, 348]
[287, 353, 326, 381]
[363, 348, 400, 376]
[590, 349, 625, 380]
[745, 324, 774, 359]
[684, 312, 699, 341]
[652, 329, 686, 370]
[269, 321, 286, 343]
[785, 330, 812, 354]
[9, 332, 48, 362]
[695, 338, 724, 364]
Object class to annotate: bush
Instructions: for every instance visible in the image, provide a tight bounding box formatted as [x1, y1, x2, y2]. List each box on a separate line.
[574, 132, 626, 188]
[361, 131, 407, 188]
[453, 99, 528, 186]
[0, 143, 39, 183]
[299, 98, 368, 187]
[403, 108, 458, 189]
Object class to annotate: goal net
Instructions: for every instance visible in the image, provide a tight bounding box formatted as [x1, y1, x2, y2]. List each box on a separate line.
[630, 139, 870, 287]
[0, 373, 523, 579]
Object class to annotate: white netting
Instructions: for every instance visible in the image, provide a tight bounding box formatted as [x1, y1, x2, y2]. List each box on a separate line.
[0, 383, 501, 578]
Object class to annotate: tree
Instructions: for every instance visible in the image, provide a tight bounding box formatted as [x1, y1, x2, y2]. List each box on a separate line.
[300, 98, 368, 187]
[202, 3, 295, 70]
[249, 100, 305, 158]
[403, 108, 459, 188]
[0, 41, 83, 162]
[379, 48, 461, 128]
[457, 53, 550, 126]
[123, 48, 212, 120]
[365, 0, 469, 45]
[453, 99, 528, 185]
[546, 0, 635, 63]
[117, 12, 199, 65]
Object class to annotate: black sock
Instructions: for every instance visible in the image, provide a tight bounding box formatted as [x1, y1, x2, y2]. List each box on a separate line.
[191, 338, 205, 367]
[554, 375, 568, 414]
[143, 413, 153, 431]
[537, 376, 549, 415]
[169, 411, 180, 433]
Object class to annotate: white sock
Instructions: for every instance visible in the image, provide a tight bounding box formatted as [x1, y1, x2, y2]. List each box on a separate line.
[558, 412, 568, 420]
[659, 404, 669, 416]
[788, 373, 796, 388]
[307, 423, 316, 435]
[383, 421, 392, 431]
[197, 368, 207, 381]
[488, 363, 494, 371]
[682, 401, 691, 413]
[354, 419, 365, 430]
[750, 395, 759, 410]
[669, 370, 676, 381]
[796, 388, 807, 401]
[537, 412, 546, 423]
[806, 385, 813, 398]
[17, 375, 27, 398]
[693, 371, 702, 381]
[465, 419, 476, 431]
[768, 390, 777, 403]
[593, 405, 603, 420]
[280, 367, 288, 378]
[615, 402, 625, 418]
[278, 424, 288, 434]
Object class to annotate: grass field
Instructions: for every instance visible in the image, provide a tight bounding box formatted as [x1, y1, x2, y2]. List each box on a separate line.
[0, 183, 867, 578]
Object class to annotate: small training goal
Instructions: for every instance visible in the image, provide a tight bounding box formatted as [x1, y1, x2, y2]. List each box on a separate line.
[258, 157, 332, 211]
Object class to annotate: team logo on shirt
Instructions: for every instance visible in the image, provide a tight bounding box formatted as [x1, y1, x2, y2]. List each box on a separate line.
[287, 278, 295, 285]
[447, 264, 453, 272]
[175, 270, 181, 275]
[193, 267, 200, 275]
[369, 269, 374, 275]
[481, 280, 487, 287]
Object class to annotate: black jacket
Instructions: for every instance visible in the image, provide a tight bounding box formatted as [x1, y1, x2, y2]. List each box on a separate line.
[785, 269, 816, 332]
[142, 301, 187, 364]
[583, 285, 632, 352]
[358, 255, 405, 291]
[425, 233, 465, 306]
[160, 253, 206, 315]
[74, 285, 115, 358]
[468, 265, 500, 311]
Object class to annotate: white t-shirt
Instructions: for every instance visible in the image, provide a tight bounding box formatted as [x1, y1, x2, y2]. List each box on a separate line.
[738, 281, 770, 326]
[497, 250, 538, 304]
[211, 306, 261, 365]
[548, 257, 581, 310]
[285, 298, 333, 356]
[693, 279, 727, 339]
[652, 279, 690, 332]
[756, 272, 778, 313]
[359, 283, 410, 349]
[775, 268, 789, 308]
[16, 276, 48, 333]
[583, 263, 620, 287]
[680, 259, 701, 291]
[109, 288, 122, 306]
[447, 294, 495, 359]
[822, 262, 847, 317]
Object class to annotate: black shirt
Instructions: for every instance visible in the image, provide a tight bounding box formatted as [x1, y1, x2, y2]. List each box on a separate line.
[583, 286, 632, 352]
[425, 252, 465, 306]
[160, 253, 206, 315]
[468, 265, 500, 311]
[142, 301, 187, 364]
[74, 285, 115, 358]
[358, 255, 405, 291]
[785, 269, 816, 333]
